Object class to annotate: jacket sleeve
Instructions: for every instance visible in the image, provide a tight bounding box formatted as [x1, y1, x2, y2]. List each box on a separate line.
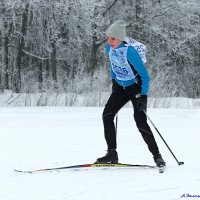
[110, 63, 116, 80]
[127, 47, 150, 95]
[106, 43, 116, 80]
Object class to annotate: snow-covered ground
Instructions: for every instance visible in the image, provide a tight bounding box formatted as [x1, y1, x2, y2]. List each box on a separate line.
[0, 107, 200, 200]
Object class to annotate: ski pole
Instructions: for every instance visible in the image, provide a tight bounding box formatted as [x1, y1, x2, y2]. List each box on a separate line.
[115, 113, 118, 135]
[144, 111, 184, 166]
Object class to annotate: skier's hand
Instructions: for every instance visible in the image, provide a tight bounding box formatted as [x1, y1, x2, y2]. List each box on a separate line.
[136, 94, 147, 111]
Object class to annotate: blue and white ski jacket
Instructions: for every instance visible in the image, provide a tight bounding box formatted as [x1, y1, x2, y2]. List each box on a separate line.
[106, 42, 150, 95]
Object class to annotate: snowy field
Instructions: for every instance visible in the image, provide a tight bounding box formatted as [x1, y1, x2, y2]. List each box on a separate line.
[0, 106, 200, 200]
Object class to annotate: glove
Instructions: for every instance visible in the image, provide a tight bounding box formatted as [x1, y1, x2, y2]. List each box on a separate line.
[136, 94, 147, 111]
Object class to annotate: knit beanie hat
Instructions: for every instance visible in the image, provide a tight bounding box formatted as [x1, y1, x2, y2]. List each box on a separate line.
[106, 20, 126, 41]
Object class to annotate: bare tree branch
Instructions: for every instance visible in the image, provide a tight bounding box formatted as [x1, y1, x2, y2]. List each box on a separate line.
[22, 49, 50, 60]
[102, 0, 118, 16]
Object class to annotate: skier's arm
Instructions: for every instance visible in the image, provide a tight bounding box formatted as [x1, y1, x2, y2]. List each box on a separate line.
[127, 47, 150, 95]
[106, 43, 116, 80]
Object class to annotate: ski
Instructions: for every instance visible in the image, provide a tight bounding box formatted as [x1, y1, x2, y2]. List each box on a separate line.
[14, 163, 157, 173]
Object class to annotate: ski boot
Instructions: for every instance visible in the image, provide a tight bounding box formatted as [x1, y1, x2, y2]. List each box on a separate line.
[95, 149, 118, 164]
[153, 153, 166, 167]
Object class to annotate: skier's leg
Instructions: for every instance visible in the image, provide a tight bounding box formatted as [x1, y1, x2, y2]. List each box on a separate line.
[131, 99, 166, 166]
[133, 105, 160, 156]
[102, 88, 129, 150]
[95, 87, 129, 163]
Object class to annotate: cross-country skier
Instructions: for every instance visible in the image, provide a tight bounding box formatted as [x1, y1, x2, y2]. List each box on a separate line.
[95, 20, 166, 167]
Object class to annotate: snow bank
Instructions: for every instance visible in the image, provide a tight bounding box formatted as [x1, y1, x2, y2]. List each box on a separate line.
[0, 90, 200, 108]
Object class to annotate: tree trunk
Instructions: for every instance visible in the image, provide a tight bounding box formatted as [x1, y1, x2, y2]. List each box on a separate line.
[51, 40, 57, 87]
[135, 0, 145, 37]
[4, 30, 9, 90]
[14, 2, 29, 93]
[1, 1, 10, 91]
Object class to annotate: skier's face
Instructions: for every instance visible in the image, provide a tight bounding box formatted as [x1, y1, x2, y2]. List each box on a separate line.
[107, 36, 122, 49]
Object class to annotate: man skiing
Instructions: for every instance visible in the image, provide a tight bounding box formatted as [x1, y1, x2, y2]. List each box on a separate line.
[95, 20, 166, 167]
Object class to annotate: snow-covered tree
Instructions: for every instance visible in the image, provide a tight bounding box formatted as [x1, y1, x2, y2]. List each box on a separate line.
[0, 0, 199, 99]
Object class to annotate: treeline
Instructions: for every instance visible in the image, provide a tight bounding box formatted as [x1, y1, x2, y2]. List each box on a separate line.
[0, 0, 199, 98]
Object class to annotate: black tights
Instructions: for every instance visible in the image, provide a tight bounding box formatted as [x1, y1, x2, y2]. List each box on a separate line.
[102, 84, 159, 156]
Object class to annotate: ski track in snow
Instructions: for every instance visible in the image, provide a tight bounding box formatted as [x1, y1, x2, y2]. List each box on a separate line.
[0, 107, 200, 200]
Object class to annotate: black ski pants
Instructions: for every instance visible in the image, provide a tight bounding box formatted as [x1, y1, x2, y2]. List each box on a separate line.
[102, 83, 160, 156]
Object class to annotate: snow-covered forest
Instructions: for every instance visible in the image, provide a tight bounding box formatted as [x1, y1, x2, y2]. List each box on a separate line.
[0, 0, 200, 106]
[0, 2, 200, 199]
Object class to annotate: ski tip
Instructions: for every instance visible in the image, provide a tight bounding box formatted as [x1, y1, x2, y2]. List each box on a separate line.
[14, 169, 32, 173]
